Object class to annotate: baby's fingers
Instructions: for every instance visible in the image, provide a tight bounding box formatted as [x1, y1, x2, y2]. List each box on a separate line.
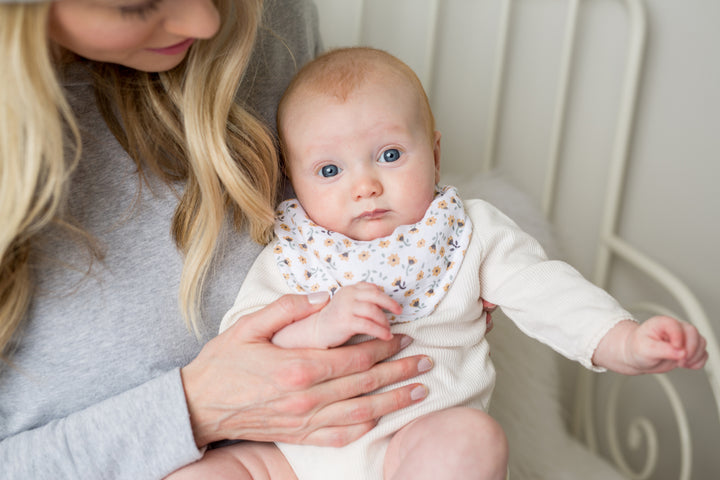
[353, 282, 402, 315]
[679, 323, 708, 369]
[641, 336, 686, 364]
[351, 316, 393, 341]
[684, 349, 708, 370]
[349, 300, 392, 339]
[646, 315, 686, 350]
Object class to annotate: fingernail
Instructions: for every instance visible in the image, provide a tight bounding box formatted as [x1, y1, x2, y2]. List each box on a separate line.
[410, 385, 428, 401]
[418, 357, 433, 372]
[307, 291, 329, 305]
[399, 335, 413, 349]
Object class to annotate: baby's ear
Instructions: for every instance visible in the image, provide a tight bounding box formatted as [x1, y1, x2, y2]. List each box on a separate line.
[433, 131, 442, 183]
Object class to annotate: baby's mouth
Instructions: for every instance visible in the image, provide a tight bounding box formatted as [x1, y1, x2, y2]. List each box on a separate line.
[358, 209, 389, 220]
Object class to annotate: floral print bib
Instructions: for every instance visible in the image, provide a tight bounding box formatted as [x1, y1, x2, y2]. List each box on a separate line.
[273, 186, 472, 323]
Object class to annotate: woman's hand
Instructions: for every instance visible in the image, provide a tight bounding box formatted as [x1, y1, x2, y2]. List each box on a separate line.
[181, 293, 432, 448]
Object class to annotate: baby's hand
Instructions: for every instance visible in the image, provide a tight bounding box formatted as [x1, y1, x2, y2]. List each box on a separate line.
[625, 316, 708, 374]
[271, 282, 402, 349]
[315, 282, 402, 348]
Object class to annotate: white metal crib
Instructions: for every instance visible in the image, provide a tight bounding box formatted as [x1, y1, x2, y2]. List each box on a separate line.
[313, 0, 720, 478]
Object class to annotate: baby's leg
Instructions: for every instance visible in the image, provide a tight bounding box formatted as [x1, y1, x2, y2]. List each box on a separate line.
[384, 407, 508, 480]
[165, 441, 297, 480]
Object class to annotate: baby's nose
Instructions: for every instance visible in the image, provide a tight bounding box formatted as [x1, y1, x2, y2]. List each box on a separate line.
[352, 174, 383, 200]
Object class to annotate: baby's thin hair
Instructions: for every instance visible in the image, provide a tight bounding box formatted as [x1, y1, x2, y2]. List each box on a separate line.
[278, 47, 435, 139]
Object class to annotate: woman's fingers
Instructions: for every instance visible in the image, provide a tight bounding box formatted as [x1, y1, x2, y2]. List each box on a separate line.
[298, 421, 379, 448]
[315, 334, 414, 381]
[266, 335, 417, 390]
[234, 293, 329, 341]
[314, 353, 432, 403]
[261, 348, 432, 446]
[300, 382, 429, 447]
[286, 354, 432, 447]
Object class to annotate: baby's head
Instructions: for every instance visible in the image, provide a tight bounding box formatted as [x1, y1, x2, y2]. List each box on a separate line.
[278, 47, 441, 241]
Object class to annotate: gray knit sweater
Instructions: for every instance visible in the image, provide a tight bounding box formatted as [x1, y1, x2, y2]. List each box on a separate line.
[0, 1, 321, 478]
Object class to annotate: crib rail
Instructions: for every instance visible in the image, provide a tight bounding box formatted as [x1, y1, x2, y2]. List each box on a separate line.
[476, 1, 720, 478]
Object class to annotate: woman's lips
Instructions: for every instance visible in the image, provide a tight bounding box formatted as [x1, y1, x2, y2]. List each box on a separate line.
[147, 38, 195, 55]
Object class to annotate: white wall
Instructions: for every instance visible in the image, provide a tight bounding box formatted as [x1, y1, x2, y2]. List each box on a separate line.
[313, 0, 720, 478]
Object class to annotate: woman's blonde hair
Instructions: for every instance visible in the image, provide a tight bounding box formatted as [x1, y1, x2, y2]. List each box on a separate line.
[0, 0, 279, 361]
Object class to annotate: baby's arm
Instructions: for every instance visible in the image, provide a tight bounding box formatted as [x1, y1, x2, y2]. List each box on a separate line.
[592, 316, 708, 375]
[271, 282, 402, 349]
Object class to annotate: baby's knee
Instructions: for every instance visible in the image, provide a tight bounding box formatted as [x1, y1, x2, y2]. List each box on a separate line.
[424, 407, 508, 480]
[437, 407, 508, 460]
[387, 407, 508, 479]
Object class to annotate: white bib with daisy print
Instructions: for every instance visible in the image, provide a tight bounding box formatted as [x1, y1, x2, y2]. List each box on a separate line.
[272, 185, 472, 323]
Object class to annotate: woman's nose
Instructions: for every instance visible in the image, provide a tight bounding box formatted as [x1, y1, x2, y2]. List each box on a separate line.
[164, 0, 221, 39]
[352, 174, 383, 200]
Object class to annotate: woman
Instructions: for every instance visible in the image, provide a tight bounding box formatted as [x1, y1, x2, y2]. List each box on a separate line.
[0, 1, 434, 478]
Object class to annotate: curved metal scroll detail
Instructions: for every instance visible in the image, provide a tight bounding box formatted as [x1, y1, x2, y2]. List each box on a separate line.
[605, 365, 693, 480]
[575, 248, 720, 479]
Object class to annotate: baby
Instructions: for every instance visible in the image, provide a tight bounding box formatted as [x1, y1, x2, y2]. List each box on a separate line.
[172, 47, 708, 480]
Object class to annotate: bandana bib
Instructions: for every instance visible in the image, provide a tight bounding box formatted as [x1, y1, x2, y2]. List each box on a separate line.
[273, 186, 472, 323]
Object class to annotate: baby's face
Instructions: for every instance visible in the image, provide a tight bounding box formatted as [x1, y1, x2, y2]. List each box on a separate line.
[282, 77, 440, 241]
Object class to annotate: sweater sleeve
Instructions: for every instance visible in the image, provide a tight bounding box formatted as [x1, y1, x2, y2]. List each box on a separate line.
[0, 369, 202, 479]
[467, 199, 634, 370]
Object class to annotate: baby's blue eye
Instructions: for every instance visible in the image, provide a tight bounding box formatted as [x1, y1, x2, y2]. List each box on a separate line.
[319, 164, 340, 177]
[379, 148, 401, 163]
